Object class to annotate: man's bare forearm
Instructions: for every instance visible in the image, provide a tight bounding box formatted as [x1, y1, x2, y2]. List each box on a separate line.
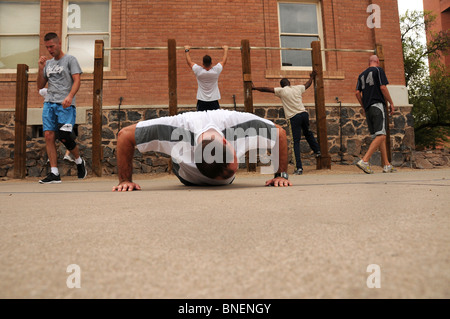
[253, 87, 275, 93]
[275, 125, 288, 173]
[116, 125, 137, 183]
[37, 68, 47, 90]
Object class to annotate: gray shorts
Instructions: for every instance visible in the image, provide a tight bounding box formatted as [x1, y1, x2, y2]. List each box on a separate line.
[366, 103, 386, 138]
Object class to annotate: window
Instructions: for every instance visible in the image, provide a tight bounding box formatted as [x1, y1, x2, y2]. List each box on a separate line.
[63, 0, 111, 72]
[278, 1, 323, 69]
[0, 0, 40, 72]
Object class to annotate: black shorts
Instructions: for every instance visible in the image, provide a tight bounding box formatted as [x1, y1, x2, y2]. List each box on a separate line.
[366, 103, 386, 137]
[197, 100, 220, 112]
[171, 161, 235, 186]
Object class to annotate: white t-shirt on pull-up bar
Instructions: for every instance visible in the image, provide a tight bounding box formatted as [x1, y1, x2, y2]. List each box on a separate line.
[192, 63, 223, 102]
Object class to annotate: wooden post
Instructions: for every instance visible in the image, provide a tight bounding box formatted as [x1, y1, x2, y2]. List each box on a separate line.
[92, 40, 104, 177]
[376, 43, 392, 163]
[241, 39, 253, 114]
[241, 39, 256, 172]
[14, 64, 29, 179]
[376, 43, 385, 70]
[311, 41, 331, 170]
[168, 39, 178, 116]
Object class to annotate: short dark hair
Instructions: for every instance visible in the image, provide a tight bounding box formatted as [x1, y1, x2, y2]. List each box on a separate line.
[44, 32, 59, 42]
[195, 139, 235, 180]
[203, 55, 212, 68]
[280, 78, 290, 87]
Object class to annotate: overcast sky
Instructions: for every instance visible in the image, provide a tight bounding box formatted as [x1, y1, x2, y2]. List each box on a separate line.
[397, 0, 426, 43]
[397, 0, 424, 15]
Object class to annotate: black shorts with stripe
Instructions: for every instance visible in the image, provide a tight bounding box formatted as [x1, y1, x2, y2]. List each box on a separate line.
[366, 103, 386, 138]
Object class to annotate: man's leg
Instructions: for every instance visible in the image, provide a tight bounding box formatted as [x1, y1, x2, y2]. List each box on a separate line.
[69, 145, 80, 159]
[300, 112, 320, 154]
[362, 135, 386, 163]
[42, 102, 58, 168]
[39, 130, 62, 183]
[57, 105, 87, 179]
[44, 130, 58, 167]
[39, 103, 62, 183]
[289, 115, 303, 171]
[378, 136, 391, 166]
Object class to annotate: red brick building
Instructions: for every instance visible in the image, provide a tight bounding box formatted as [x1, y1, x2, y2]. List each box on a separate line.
[423, 0, 450, 69]
[0, 0, 414, 177]
[1, 0, 408, 109]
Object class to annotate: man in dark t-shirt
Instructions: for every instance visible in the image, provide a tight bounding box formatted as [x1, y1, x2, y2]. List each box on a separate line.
[355, 55, 396, 174]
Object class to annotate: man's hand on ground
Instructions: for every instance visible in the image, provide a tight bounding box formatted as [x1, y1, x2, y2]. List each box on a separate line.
[112, 181, 141, 192]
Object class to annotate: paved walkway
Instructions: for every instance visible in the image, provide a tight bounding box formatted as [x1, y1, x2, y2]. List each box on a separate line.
[1, 168, 449, 298]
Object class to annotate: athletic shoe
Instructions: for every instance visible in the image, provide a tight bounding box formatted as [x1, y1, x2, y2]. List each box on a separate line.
[383, 165, 397, 173]
[293, 168, 303, 175]
[63, 153, 75, 162]
[77, 158, 87, 179]
[39, 173, 61, 184]
[356, 160, 374, 174]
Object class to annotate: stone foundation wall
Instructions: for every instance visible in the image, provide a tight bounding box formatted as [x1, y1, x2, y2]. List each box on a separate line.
[1, 105, 446, 179]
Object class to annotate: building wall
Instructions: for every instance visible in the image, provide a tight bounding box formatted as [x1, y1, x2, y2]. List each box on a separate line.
[423, 0, 450, 69]
[0, 0, 415, 177]
[1, 0, 407, 110]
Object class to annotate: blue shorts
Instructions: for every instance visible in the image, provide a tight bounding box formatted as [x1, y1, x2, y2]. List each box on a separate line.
[42, 102, 76, 132]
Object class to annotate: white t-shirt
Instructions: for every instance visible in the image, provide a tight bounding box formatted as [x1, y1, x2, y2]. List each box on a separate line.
[192, 63, 223, 101]
[135, 110, 278, 185]
[274, 85, 307, 119]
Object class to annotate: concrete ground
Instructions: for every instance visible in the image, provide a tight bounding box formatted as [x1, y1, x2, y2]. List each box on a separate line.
[0, 166, 449, 299]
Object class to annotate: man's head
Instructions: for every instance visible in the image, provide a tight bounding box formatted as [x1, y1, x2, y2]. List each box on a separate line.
[203, 55, 212, 68]
[368, 55, 380, 67]
[44, 32, 63, 59]
[280, 78, 290, 88]
[195, 132, 238, 180]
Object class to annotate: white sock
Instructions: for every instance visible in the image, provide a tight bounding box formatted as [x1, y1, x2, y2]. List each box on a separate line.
[75, 157, 83, 165]
[51, 167, 59, 176]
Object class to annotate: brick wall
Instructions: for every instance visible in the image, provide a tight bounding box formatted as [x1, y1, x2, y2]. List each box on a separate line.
[1, 0, 406, 110]
[1, 0, 417, 178]
[423, 0, 450, 69]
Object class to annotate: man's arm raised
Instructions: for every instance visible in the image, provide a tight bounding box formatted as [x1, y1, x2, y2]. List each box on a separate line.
[304, 71, 316, 90]
[219, 45, 229, 67]
[252, 82, 275, 93]
[184, 45, 195, 69]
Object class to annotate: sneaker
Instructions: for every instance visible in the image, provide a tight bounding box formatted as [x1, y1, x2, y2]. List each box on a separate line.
[63, 153, 75, 162]
[77, 158, 87, 179]
[356, 160, 374, 174]
[383, 165, 397, 173]
[39, 173, 61, 184]
[293, 168, 303, 175]
[315, 151, 321, 158]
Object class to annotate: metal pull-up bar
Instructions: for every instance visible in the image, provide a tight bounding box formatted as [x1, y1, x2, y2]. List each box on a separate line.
[105, 46, 375, 53]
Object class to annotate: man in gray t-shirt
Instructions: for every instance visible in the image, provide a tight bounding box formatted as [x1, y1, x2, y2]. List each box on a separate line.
[37, 32, 86, 184]
[43, 54, 82, 106]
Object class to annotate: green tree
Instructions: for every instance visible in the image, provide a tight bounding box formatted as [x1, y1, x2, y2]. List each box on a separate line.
[400, 10, 450, 149]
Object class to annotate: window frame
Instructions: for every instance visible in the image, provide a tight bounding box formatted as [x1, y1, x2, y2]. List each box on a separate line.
[62, 0, 112, 73]
[0, 0, 41, 74]
[277, 0, 325, 71]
